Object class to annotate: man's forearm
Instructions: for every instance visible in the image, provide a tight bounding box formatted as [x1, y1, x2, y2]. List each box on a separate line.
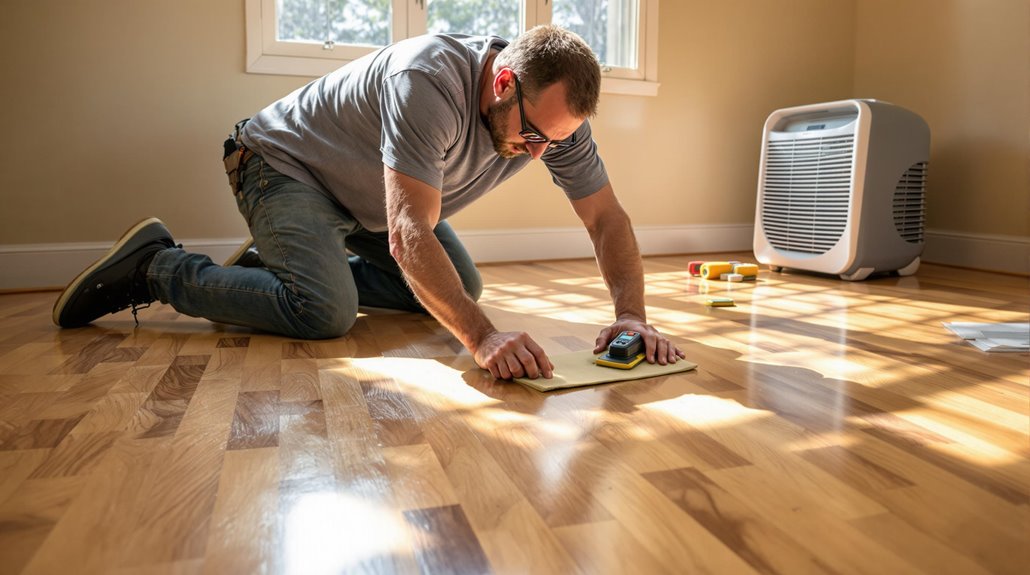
[382, 169, 553, 378]
[573, 185, 684, 363]
[383, 167, 499, 353]
[391, 217, 496, 353]
[590, 210, 647, 322]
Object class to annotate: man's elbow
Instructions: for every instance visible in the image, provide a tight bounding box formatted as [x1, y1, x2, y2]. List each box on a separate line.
[587, 208, 632, 237]
[388, 221, 426, 269]
[388, 228, 409, 265]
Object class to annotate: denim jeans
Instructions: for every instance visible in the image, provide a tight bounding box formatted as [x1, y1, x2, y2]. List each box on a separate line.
[147, 154, 482, 339]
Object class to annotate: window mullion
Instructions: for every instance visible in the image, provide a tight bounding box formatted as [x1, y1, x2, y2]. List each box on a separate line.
[530, 0, 550, 26]
[324, 0, 336, 49]
[404, 0, 425, 39]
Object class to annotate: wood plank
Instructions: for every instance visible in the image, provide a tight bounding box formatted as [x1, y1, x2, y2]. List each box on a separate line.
[860, 426, 1028, 505]
[130, 355, 210, 439]
[847, 436, 1030, 575]
[279, 399, 333, 483]
[475, 426, 614, 528]
[644, 466, 842, 575]
[0, 413, 86, 451]
[848, 513, 993, 575]
[563, 439, 762, 574]
[226, 390, 280, 451]
[48, 334, 125, 375]
[198, 347, 247, 382]
[280, 358, 320, 403]
[361, 377, 425, 447]
[704, 464, 923, 575]
[403, 505, 491, 575]
[475, 499, 580, 575]
[20, 437, 167, 574]
[382, 444, 459, 511]
[551, 519, 674, 575]
[0, 476, 86, 575]
[202, 447, 280, 575]
[39, 361, 137, 418]
[0, 449, 49, 507]
[119, 432, 227, 566]
[27, 431, 122, 478]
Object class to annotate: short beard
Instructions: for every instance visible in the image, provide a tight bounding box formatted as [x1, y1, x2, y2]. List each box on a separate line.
[487, 97, 522, 159]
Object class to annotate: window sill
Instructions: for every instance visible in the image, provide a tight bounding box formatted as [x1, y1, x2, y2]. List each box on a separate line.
[601, 77, 660, 97]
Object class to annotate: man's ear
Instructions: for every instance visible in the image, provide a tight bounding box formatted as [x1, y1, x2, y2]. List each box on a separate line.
[493, 67, 515, 98]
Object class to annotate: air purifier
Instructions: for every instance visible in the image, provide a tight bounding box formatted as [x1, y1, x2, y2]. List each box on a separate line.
[753, 99, 930, 281]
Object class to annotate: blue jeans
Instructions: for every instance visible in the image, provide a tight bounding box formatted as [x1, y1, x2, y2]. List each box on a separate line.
[147, 155, 482, 339]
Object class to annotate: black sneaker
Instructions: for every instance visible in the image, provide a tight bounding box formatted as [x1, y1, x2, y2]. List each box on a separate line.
[52, 217, 176, 328]
[223, 237, 264, 268]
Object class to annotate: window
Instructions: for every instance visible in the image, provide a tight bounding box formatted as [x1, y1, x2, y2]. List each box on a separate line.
[245, 0, 659, 96]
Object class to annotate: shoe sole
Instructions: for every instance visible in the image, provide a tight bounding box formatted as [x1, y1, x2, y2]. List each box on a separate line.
[51, 217, 167, 327]
[222, 237, 255, 266]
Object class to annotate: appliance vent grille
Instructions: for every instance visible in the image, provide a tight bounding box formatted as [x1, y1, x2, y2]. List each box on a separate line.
[761, 135, 854, 255]
[893, 162, 927, 244]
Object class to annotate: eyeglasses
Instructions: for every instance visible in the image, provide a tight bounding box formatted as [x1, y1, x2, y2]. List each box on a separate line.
[513, 74, 577, 150]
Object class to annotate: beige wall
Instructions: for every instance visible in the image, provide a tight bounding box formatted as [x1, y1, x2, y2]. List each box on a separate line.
[1, 0, 296, 244]
[0, 1, 1024, 248]
[854, 0, 1030, 237]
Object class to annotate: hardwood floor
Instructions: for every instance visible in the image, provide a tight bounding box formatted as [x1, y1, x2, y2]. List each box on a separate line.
[0, 253, 1027, 574]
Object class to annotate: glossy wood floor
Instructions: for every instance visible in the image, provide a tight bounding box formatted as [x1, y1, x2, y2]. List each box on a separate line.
[0, 253, 1027, 575]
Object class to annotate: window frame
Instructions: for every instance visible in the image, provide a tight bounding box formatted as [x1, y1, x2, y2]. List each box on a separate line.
[244, 0, 659, 96]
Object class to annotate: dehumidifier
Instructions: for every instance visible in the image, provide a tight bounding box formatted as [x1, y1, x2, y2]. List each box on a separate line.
[753, 99, 930, 281]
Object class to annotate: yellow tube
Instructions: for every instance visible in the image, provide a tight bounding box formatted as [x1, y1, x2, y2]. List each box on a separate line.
[733, 263, 759, 277]
[700, 262, 733, 279]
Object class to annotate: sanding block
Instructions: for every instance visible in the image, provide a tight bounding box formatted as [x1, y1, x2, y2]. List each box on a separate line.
[596, 330, 646, 369]
[706, 297, 735, 307]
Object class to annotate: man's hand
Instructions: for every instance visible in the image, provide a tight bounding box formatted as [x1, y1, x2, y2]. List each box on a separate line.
[475, 331, 554, 380]
[593, 318, 685, 366]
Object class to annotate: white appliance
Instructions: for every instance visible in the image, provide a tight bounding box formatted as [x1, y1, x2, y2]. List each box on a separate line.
[753, 99, 930, 281]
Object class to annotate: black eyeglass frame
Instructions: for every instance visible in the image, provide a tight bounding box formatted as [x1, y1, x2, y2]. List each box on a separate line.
[513, 75, 577, 150]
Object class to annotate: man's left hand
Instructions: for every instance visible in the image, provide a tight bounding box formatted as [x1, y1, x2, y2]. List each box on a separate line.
[593, 318, 685, 365]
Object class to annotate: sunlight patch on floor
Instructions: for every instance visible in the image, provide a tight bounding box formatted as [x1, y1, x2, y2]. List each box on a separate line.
[785, 431, 859, 452]
[642, 394, 768, 427]
[738, 350, 875, 382]
[550, 276, 609, 291]
[342, 357, 501, 410]
[531, 417, 585, 442]
[283, 491, 410, 575]
[890, 409, 1027, 466]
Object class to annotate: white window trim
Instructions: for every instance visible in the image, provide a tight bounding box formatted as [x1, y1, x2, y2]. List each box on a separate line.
[244, 0, 659, 96]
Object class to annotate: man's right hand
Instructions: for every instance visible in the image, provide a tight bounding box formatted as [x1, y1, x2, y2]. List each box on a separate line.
[474, 331, 554, 380]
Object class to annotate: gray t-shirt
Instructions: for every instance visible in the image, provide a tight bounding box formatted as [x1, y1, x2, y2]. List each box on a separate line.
[241, 34, 609, 232]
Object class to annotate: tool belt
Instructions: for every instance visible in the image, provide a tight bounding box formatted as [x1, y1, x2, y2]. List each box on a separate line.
[223, 119, 254, 196]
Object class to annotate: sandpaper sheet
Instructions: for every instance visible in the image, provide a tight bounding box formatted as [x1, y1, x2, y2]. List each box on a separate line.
[513, 350, 697, 392]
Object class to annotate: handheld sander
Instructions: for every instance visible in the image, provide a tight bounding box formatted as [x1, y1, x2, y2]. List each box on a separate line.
[595, 330, 646, 369]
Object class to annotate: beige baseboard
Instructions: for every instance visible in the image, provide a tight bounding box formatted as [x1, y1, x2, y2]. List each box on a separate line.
[0, 239, 247, 291]
[455, 223, 755, 263]
[922, 229, 1030, 275]
[2, 224, 1025, 291]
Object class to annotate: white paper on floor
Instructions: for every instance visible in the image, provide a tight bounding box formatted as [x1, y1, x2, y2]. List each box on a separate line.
[942, 322, 1030, 352]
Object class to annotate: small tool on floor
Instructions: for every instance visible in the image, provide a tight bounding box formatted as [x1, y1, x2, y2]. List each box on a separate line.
[706, 297, 735, 307]
[595, 330, 646, 369]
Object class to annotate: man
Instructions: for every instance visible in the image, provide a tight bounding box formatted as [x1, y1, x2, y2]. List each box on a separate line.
[53, 25, 685, 380]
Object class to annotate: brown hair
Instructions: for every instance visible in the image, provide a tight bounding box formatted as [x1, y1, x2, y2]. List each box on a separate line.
[494, 25, 601, 118]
